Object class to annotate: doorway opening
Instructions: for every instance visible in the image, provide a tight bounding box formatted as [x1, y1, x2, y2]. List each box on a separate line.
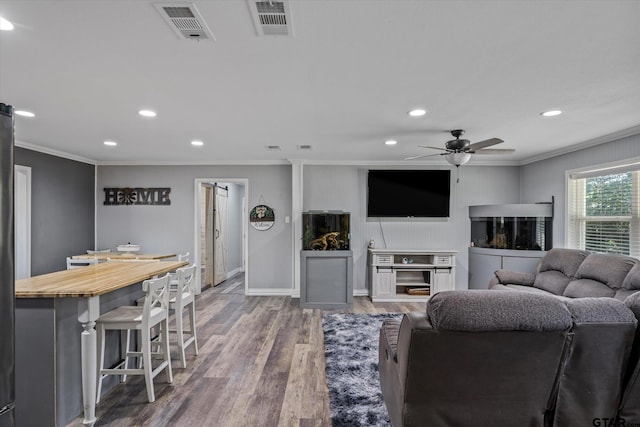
[194, 178, 248, 294]
[15, 165, 31, 280]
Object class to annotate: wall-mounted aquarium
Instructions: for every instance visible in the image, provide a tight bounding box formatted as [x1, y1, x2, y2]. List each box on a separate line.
[469, 203, 553, 251]
[302, 211, 350, 250]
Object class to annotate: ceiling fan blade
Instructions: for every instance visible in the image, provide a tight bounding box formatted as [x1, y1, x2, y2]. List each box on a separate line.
[467, 138, 503, 150]
[418, 145, 448, 151]
[470, 148, 516, 155]
[404, 152, 445, 160]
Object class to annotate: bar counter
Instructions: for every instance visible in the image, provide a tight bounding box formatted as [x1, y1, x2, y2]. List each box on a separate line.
[15, 260, 187, 427]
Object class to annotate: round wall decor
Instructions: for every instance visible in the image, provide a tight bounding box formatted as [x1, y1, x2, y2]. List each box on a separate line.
[250, 204, 275, 231]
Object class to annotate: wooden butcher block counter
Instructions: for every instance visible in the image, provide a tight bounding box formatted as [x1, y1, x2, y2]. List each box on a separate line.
[15, 260, 186, 298]
[14, 259, 188, 427]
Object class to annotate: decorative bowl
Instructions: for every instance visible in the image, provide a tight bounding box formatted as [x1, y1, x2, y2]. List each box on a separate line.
[117, 244, 141, 252]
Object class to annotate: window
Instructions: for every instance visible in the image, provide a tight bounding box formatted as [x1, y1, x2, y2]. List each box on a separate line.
[567, 162, 640, 257]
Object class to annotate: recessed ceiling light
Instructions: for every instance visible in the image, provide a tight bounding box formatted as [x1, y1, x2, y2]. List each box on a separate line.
[0, 17, 14, 31]
[103, 140, 117, 146]
[138, 109, 157, 118]
[541, 110, 562, 117]
[385, 140, 398, 145]
[15, 110, 35, 118]
[191, 140, 204, 146]
[408, 108, 427, 117]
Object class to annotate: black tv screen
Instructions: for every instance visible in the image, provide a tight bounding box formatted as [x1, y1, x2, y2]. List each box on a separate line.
[367, 170, 451, 218]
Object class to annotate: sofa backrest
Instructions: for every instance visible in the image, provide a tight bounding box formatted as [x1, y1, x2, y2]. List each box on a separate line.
[563, 253, 637, 299]
[554, 298, 637, 427]
[427, 289, 572, 331]
[533, 248, 590, 295]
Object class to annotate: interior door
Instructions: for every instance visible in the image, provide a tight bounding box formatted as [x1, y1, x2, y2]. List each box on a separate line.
[214, 185, 228, 285]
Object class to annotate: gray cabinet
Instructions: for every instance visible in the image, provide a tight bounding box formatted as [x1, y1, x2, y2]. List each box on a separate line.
[300, 250, 353, 308]
[468, 247, 544, 289]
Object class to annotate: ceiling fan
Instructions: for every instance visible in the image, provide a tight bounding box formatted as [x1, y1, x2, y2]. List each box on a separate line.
[405, 129, 515, 166]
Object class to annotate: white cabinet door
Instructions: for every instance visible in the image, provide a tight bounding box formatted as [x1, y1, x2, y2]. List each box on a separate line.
[374, 267, 395, 297]
[432, 269, 454, 295]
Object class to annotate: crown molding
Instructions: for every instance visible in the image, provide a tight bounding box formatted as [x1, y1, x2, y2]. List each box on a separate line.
[519, 125, 640, 165]
[96, 159, 291, 166]
[15, 140, 97, 165]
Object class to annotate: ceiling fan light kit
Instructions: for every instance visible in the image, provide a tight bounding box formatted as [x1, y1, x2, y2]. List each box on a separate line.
[445, 152, 471, 166]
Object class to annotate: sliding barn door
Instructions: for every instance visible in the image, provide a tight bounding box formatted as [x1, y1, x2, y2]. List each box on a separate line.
[213, 185, 228, 286]
[203, 186, 214, 288]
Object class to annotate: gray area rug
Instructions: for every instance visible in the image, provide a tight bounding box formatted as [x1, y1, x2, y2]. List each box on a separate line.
[322, 313, 402, 427]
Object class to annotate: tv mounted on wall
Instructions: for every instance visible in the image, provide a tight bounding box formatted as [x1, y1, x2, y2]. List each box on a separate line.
[367, 169, 451, 218]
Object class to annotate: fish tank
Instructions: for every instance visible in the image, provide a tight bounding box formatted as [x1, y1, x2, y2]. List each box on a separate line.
[469, 203, 553, 251]
[303, 211, 350, 250]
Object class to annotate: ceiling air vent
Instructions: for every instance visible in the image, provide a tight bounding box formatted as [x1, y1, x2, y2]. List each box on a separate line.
[265, 145, 281, 151]
[247, 0, 294, 37]
[297, 144, 312, 151]
[154, 3, 215, 41]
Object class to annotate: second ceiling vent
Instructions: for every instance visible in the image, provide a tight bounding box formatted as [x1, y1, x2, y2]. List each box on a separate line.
[247, 0, 294, 37]
[154, 2, 215, 40]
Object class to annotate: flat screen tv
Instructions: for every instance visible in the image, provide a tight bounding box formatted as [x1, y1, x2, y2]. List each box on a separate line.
[367, 170, 451, 218]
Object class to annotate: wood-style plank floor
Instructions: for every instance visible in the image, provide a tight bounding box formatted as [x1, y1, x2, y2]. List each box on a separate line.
[68, 274, 424, 427]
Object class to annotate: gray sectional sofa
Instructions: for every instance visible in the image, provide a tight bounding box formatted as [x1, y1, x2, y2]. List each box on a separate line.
[489, 248, 640, 301]
[379, 290, 639, 426]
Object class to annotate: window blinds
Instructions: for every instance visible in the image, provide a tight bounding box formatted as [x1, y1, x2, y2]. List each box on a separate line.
[567, 170, 639, 257]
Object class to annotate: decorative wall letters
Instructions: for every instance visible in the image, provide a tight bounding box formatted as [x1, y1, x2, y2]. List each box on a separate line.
[103, 187, 171, 206]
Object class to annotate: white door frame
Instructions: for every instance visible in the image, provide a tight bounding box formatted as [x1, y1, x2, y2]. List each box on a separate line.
[14, 165, 31, 279]
[193, 178, 249, 294]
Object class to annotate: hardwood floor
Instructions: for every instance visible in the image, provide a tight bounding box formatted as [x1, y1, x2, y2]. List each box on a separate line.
[68, 274, 424, 427]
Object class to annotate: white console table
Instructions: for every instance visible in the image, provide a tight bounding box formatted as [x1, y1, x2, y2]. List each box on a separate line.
[368, 249, 457, 302]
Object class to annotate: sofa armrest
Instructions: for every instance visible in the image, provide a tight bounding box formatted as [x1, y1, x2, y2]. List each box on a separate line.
[494, 269, 536, 286]
[395, 311, 434, 392]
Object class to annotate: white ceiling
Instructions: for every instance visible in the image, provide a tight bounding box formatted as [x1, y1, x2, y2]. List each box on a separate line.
[1, 0, 639, 165]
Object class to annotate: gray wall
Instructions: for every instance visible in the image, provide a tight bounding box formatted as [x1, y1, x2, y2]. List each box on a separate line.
[303, 165, 521, 290]
[96, 165, 292, 291]
[520, 133, 640, 248]
[14, 147, 95, 274]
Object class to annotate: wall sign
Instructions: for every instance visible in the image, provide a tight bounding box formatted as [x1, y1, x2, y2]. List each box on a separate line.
[104, 187, 171, 206]
[250, 204, 275, 231]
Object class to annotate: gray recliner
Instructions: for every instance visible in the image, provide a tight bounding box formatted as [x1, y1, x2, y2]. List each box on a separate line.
[379, 290, 574, 427]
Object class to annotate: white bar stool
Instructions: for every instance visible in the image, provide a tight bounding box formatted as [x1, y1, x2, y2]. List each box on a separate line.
[169, 264, 199, 368]
[96, 273, 173, 403]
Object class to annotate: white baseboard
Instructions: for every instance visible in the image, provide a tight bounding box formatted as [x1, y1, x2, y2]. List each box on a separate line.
[226, 267, 243, 279]
[245, 288, 293, 296]
[353, 289, 370, 296]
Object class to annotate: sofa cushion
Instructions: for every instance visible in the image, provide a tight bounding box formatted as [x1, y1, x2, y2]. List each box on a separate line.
[623, 262, 640, 290]
[427, 290, 572, 332]
[563, 279, 616, 298]
[614, 289, 639, 302]
[494, 269, 535, 286]
[533, 270, 574, 295]
[538, 248, 590, 277]
[624, 291, 640, 319]
[574, 253, 636, 290]
[564, 297, 637, 324]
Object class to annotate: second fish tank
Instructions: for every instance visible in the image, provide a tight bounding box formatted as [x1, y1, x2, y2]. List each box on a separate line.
[469, 203, 553, 251]
[303, 211, 350, 250]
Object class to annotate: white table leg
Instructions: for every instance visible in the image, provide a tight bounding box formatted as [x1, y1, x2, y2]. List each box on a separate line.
[78, 296, 101, 427]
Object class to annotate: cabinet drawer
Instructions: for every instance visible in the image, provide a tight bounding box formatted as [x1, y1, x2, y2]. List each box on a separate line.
[375, 254, 393, 265]
[434, 256, 451, 266]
